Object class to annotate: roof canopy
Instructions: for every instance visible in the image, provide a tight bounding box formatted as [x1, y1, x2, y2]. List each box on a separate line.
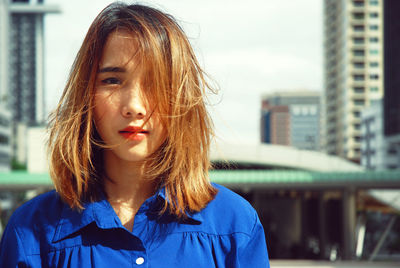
[0, 170, 399, 190]
[211, 142, 363, 172]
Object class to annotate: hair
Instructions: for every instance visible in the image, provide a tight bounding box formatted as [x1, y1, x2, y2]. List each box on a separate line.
[47, 2, 217, 217]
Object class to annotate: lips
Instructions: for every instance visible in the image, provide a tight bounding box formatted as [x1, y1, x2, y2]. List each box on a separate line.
[119, 126, 149, 141]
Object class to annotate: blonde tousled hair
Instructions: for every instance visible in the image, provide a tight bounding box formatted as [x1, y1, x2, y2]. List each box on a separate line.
[48, 2, 217, 217]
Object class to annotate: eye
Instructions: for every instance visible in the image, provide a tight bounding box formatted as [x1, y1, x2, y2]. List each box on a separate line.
[101, 77, 121, 85]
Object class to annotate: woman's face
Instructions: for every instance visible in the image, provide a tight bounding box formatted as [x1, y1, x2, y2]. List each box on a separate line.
[93, 30, 166, 163]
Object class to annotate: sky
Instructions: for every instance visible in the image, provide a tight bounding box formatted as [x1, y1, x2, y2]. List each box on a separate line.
[44, 0, 322, 144]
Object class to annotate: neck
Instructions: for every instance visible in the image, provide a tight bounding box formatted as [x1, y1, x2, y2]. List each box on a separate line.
[102, 150, 157, 230]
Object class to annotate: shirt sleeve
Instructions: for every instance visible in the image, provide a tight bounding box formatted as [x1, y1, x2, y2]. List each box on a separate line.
[0, 220, 28, 267]
[238, 212, 270, 268]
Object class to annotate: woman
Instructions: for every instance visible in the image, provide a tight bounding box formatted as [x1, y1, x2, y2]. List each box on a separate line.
[0, 2, 269, 267]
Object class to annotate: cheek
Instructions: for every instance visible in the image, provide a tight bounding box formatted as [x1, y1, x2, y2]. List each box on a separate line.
[94, 93, 117, 122]
[154, 120, 167, 145]
[93, 96, 105, 125]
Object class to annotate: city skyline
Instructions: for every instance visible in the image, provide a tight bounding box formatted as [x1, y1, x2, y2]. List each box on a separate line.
[44, 0, 322, 144]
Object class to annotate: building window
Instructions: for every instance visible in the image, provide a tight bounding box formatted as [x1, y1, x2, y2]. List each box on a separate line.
[369, 62, 379, 67]
[353, 111, 361, 117]
[354, 87, 365, 93]
[369, 0, 379, 6]
[369, 37, 379, 43]
[354, 62, 364, 69]
[354, 75, 365, 81]
[0, 134, 8, 144]
[353, 25, 365, 32]
[369, 12, 379, 18]
[369, 25, 379, 30]
[353, 37, 365, 44]
[369, 49, 379, 55]
[370, 86, 379, 92]
[353, 12, 365, 19]
[353, 49, 365, 56]
[354, 100, 365, 106]
[353, 1, 365, 7]
[369, 74, 379, 80]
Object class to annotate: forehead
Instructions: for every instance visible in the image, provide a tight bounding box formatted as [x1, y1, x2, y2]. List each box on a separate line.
[99, 30, 140, 68]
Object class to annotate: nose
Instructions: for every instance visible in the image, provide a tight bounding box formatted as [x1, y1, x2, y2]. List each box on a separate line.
[120, 86, 147, 120]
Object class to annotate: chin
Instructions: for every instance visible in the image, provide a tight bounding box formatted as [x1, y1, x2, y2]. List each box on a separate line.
[123, 149, 153, 162]
[117, 152, 147, 162]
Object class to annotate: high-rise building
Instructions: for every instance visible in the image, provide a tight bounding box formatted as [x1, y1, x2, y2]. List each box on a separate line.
[261, 91, 321, 151]
[361, 100, 399, 170]
[323, 0, 383, 162]
[0, 0, 60, 162]
[384, 0, 400, 148]
[6, 0, 60, 124]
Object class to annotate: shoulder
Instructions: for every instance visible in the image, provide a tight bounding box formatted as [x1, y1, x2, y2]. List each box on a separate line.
[8, 190, 63, 229]
[195, 183, 259, 236]
[2, 190, 64, 253]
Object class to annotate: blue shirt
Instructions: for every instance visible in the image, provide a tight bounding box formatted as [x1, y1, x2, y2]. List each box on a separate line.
[0, 183, 269, 267]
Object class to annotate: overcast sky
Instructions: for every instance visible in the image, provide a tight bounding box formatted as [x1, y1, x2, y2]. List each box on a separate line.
[44, 0, 322, 144]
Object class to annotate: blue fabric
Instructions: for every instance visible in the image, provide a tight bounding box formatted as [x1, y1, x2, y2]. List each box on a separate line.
[0, 184, 269, 267]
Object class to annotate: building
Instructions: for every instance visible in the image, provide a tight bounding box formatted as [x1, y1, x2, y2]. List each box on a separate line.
[323, 0, 383, 162]
[0, 0, 60, 163]
[261, 104, 290, 146]
[261, 91, 321, 151]
[361, 100, 399, 170]
[383, 0, 400, 158]
[0, 104, 11, 171]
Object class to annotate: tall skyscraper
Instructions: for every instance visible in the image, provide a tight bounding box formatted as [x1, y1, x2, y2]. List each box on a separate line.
[323, 0, 383, 163]
[6, 0, 60, 124]
[261, 91, 321, 151]
[0, 0, 60, 162]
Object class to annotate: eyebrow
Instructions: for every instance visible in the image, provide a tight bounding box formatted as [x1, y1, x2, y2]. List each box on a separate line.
[98, 66, 126, 73]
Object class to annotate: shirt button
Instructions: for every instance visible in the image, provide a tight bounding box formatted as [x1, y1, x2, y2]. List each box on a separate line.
[136, 257, 145, 265]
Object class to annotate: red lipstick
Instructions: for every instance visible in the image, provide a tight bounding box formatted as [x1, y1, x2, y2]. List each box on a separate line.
[119, 126, 149, 141]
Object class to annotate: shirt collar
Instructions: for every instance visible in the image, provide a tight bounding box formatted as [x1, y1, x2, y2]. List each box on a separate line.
[52, 186, 203, 243]
[156, 187, 204, 223]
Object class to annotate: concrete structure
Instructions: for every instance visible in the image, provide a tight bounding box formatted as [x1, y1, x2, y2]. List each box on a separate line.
[211, 142, 362, 172]
[27, 127, 47, 173]
[361, 100, 400, 170]
[261, 91, 321, 151]
[383, 0, 400, 159]
[323, 0, 384, 162]
[0, 0, 60, 163]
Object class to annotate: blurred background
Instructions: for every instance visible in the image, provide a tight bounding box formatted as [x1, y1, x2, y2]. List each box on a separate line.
[0, 0, 399, 266]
